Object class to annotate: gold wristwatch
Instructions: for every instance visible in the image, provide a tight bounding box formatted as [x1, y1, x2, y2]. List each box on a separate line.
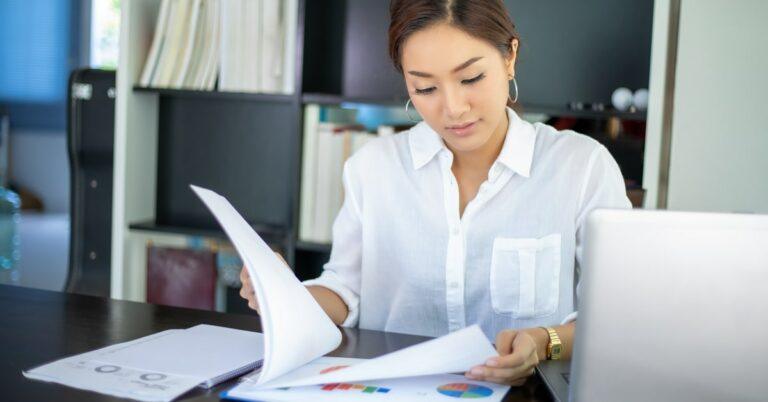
[541, 327, 562, 360]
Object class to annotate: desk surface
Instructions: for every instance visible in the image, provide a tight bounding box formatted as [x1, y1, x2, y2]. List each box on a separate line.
[0, 285, 552, 401]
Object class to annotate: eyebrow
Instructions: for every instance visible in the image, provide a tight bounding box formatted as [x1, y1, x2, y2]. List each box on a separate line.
[407, 57, 483, 78]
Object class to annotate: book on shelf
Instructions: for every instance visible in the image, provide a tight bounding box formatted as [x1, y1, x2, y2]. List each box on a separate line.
[139, 0, 297, 94]
[146, 245, 217, 311]
[138, 0, 171, 86]
[174, 0, 204, 87]
[300, 106, 395, 244]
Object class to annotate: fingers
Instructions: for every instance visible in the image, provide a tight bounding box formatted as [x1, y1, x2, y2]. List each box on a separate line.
[238, 281, 253, 300]
[239, 266, 251, 284]
[491, 345, 531, 368]
[495, 329, 518, 355]
[465, 362, 534, 382]
[240, 286, 260, 313]
[238, 257, 289, 314]
[238, 265, 259, 312]
[465, 330, 538, 385]
[467, 365, 535, 384]
[274, 251, 287, 264]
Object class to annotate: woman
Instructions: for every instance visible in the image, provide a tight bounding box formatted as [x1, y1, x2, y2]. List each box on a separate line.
[240, 0, 630, 386]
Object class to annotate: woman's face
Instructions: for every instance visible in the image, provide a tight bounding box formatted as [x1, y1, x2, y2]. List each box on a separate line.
[401, 23, 517, 153]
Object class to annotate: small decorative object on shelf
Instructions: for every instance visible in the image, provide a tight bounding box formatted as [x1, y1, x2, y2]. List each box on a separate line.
[567, 101, 605, 112]
[633, 88, 649, 111]
[611, 87, 635, 112]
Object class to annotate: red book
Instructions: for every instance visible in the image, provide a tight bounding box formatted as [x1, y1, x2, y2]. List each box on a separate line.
[146, 246, 217, 310]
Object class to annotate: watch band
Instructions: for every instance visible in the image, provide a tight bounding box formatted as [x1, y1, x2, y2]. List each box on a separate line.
[540, 326, 563, 360]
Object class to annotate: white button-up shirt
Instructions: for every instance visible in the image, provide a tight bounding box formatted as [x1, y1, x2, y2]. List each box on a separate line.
[303, 107, 631, 339]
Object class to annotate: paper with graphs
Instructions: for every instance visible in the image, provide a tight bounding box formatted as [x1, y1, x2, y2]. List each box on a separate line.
[191, 185, 342, 385]
[191, 186, 499, 392]
[224, 357, 510, 402]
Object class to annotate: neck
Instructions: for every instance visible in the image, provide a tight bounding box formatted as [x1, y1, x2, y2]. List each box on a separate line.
[451, 111, 509, 172]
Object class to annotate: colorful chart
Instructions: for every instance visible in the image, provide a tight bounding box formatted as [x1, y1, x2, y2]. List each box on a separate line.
[436, 383, 493, 398]
[321, 383, 390, 394]
[319, 365, 349, 374]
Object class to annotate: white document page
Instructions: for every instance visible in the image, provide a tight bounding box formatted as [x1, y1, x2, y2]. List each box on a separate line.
[93, 324, 264, 387]
[23, 330, 202, 402]
[190, 185, 342, 385]
[258, 324, 498, 389]
[225, 357, 510, 402]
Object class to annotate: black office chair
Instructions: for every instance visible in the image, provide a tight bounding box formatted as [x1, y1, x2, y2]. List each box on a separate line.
[64, 68, 116, 297]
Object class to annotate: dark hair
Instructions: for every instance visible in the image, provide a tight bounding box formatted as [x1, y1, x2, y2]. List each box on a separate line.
[389, 0, 520, 107]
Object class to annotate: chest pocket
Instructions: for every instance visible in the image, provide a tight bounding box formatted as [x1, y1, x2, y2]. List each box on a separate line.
[490, 234, 562, 318]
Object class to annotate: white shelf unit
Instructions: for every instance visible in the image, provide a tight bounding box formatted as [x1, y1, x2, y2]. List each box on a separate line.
[111, 0, 163, 301]
[110, 0, 306, 302]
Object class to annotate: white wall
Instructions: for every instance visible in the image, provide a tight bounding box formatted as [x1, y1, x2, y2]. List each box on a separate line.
[666, 0, 768, 213]
[6, 129, 71, 291]
[9, 129, 70, 213]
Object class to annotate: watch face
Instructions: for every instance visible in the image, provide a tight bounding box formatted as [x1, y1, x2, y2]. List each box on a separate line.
[553, 345, 562, 354]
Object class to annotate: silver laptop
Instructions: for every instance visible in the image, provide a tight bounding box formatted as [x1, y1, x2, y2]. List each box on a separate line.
[543, 209, 768, 402]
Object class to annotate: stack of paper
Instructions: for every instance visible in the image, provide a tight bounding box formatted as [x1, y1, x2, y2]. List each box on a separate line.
[224, 357, 511, 402]
[189, 186, 507, 400]
[23, 325, 265, 402]
[23, 186, 506, 402]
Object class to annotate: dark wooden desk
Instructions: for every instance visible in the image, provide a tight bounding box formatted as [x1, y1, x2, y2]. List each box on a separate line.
[0, 284, 552, 401]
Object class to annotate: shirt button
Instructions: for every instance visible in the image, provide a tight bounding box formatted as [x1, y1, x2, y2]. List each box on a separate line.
[450, 282, 459, 289]
[451, 226, 460, 236]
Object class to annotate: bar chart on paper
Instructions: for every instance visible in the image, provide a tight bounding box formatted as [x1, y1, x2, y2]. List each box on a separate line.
[321, 383, 391, 393]
[308, 363, 392, 394]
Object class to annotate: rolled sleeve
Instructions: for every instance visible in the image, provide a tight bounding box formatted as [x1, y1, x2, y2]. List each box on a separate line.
[567, 145, 632, 323]
[302, 161, 363, 327]
[303, 271, 360, 327]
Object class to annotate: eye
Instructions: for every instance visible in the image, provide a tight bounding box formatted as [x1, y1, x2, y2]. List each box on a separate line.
[462, 73, 485, 85]
[413, 73, 485, 96]
[415, 86, 436, 95]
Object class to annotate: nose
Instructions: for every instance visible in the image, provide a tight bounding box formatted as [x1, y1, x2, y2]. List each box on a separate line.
[442, 84, 470, 121]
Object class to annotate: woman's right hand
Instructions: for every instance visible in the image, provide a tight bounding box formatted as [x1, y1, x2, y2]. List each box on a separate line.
[239, 265, 261, 314]
[238, 252, 289, 314]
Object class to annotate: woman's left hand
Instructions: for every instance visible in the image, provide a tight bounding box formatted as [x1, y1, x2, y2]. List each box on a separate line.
[465, 329, 541, 386]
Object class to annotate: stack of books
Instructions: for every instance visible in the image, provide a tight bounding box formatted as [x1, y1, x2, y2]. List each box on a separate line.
[139, 0, 297, 94]
[300, 105, 398, 244]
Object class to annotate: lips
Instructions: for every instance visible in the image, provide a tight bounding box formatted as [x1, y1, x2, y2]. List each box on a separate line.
[446, 120, 478, 136]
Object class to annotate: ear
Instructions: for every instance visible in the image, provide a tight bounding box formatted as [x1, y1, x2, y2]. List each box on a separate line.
[505, 38, 519, 79]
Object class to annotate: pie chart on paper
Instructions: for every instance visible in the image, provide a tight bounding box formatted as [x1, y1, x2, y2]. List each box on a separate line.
[436, 383, 494, 398]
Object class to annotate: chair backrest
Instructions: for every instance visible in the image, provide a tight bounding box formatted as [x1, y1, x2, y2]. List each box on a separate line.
[65, 68, 116, 297]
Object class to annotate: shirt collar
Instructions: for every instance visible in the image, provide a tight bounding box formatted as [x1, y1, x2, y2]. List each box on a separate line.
[408, 120, 446, 170]
[408, 107, 537, 178]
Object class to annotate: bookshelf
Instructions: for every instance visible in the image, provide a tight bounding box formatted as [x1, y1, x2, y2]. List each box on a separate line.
[134, 86, 295, 103]
[112, 0, 309, 301]
[111, 0, 653, 303]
